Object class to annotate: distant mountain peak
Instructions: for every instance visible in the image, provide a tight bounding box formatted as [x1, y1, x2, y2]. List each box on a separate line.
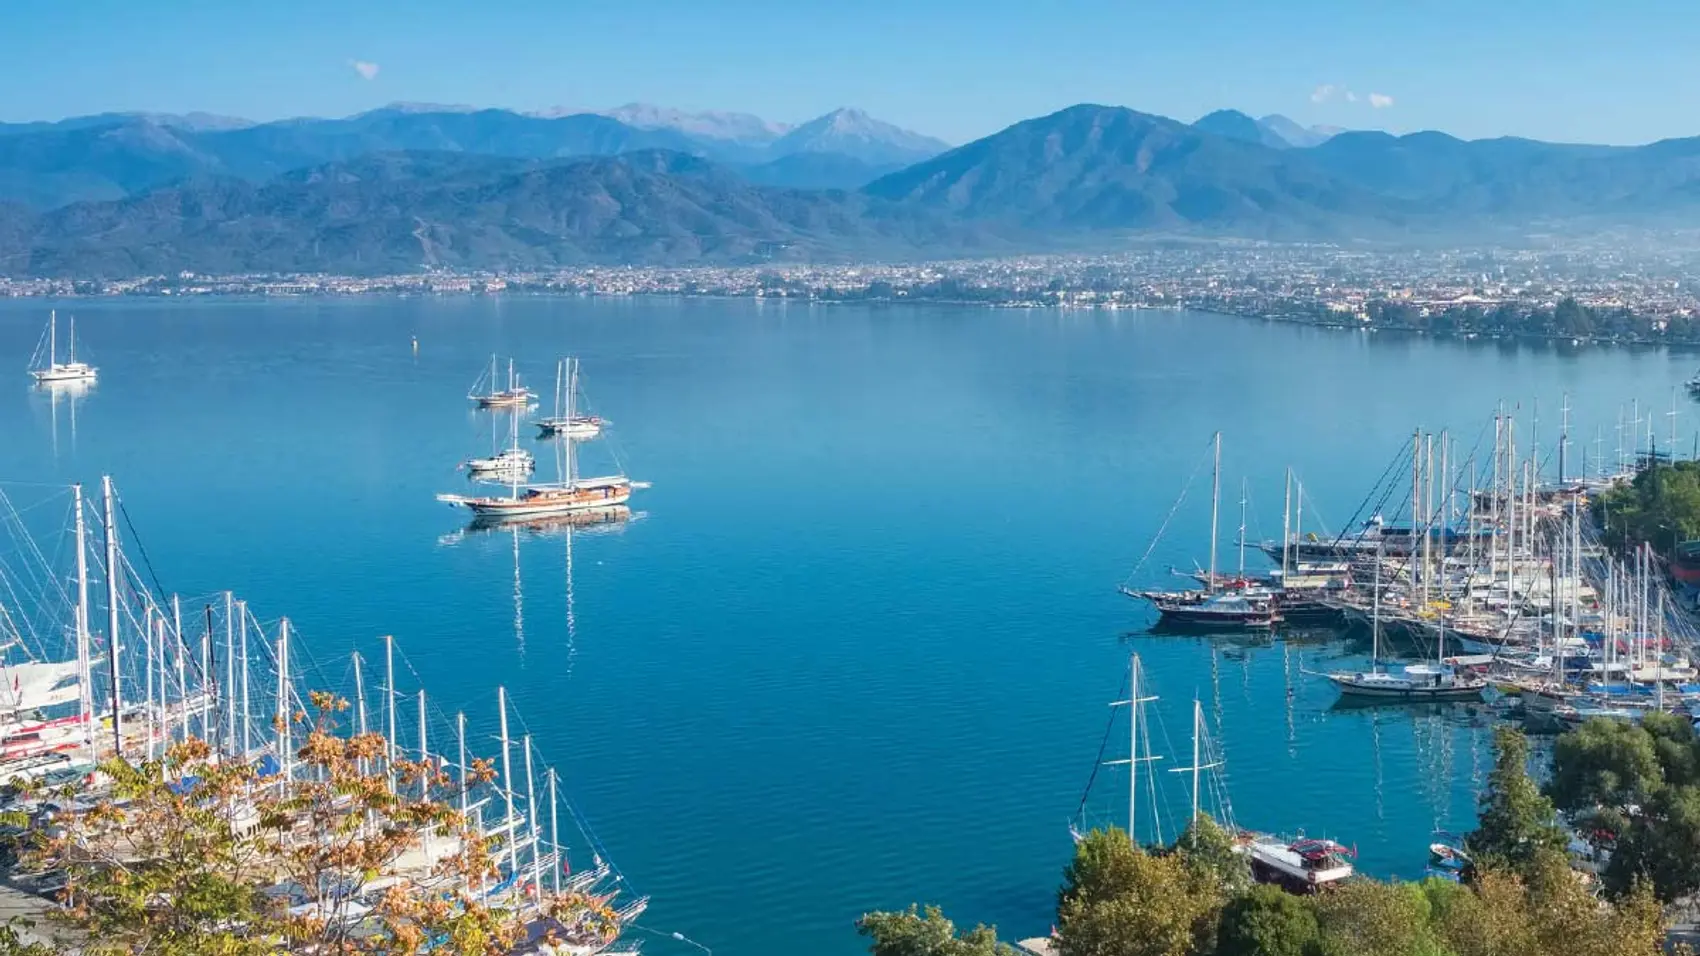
[771, 108, 949, 166]
[1256, 114, 1344, 148]
[1192, 109, 1287, 149]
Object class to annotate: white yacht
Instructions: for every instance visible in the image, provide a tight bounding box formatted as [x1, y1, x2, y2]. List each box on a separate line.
[29, 311, 97, 384]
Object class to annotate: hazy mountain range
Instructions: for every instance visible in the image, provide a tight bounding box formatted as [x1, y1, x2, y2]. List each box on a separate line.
[6, 101, 1700, 276]
[0, 103, 950, 210]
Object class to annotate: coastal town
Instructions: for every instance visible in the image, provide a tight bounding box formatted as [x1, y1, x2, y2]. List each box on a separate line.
[11, 240, 1700, 344]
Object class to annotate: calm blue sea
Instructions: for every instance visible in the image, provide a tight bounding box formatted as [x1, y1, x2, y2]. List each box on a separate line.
[0, 297, 1687, 955]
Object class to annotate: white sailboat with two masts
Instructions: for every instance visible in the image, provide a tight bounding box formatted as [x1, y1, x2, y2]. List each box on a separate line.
[441, 357, 646, 520]
[28, 311, 97, 385]
[468, 356, 537, 409]
[536, 358, 604, 440]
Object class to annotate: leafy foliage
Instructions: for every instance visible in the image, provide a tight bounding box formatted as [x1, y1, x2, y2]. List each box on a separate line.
[856, 905, 1015, 956]
[1596, 460, 1700, 554]
[1466, 728, 1566, 877]
[1173, 814, 1251, 897]
[1213, 885, 1317, 956]
[1550, 713, 1700, 903]
[1310, 879, 1445, 956]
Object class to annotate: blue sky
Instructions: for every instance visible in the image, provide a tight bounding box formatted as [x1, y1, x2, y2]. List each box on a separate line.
[5, 0, 1698, 145]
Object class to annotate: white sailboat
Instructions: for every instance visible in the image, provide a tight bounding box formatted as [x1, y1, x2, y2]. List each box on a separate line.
[536, 358, 604, 439]
[29, 311, 97, 385]
[468, 356, 537, 409]
[441, 360, 647, 520]
[465, 406, 536, 480]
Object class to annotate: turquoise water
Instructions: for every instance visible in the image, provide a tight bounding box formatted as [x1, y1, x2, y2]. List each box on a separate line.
[0, 297, 1689, 955]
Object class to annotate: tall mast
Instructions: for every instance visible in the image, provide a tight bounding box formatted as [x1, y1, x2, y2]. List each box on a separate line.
[101, 477, 122, 756]
[173, 596, 186, 742]
[353, 652, 368, 776]
[72, 484, 92, 747]
[547, 767, 562, 894]
[1294, 480, 1303, 567]
[1208, 432, 1221, 591]
[1281, 469, 1292, 582]
[1372, 545, 1383, 671]
[144, 611, 155, 758]
[67, 314, 75, 364]
[49, 310, 57, 367]
[1166, 700, 1221, 833]
[1411, 430, 1423, 603]
[417, 690, 429, 800]
[524, 735, 541, 899]
[1191, 700, 1203, 826]
[224, 592, 235, 752]
[1559, 392, 1571, 483]
[498, 686, 517, 877]
[201, 605, 212, 740]
[238, 600, 250, 755]
[457, 712, 468, 818]
[1237, 478, 1247, 580]
[385, 634, 397, 792]
[278, 618, 292, 783]
[1465, 458, 1477, 612]
[1424, 432, 1435, 607]
[1106, 654, 1159, 846]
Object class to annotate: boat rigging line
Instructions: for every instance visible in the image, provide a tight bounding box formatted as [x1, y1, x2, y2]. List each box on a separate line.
[1122, 437, 1215, 588]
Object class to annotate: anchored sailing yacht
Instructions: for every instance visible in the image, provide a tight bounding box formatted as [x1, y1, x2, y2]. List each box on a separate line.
[465, 407, 536, 479]
[28, 311, 97, 385]
[1324, 546, 1486, 702]
[536, 358, 604, 439]
[441, 365, 646, 519]
[469, 356, 537, 409]
[1121, 434, 1278, 630]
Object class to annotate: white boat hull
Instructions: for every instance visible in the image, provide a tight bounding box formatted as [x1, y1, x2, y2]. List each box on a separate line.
[31, 365, 96, 383]
[1327, 673, 1486, 701]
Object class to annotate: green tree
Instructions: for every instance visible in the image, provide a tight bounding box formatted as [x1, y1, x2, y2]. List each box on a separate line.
[1547, 717, 1664, 813]
[1056, 829, 1221, 956]
[1605, 783, 1700, 902]
[1214, 884, 1318, 956]
[1311, 879, 1445, 956]
[1641, 710, 1700, 788]
[1467, 728, 1566, 878]
[1173, 814, 1250, 896]
[856, 905, 1014, 956]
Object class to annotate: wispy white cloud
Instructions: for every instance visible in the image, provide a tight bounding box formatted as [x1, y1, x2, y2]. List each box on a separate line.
[349, 60, 380, 81]
[1344, 90, 1358, 103]
[1310, 84, 1338, 103]
[1369, 92, 1395, 109]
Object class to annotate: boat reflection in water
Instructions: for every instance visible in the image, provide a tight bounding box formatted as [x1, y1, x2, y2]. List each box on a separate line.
[439, 505, 637, 545]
